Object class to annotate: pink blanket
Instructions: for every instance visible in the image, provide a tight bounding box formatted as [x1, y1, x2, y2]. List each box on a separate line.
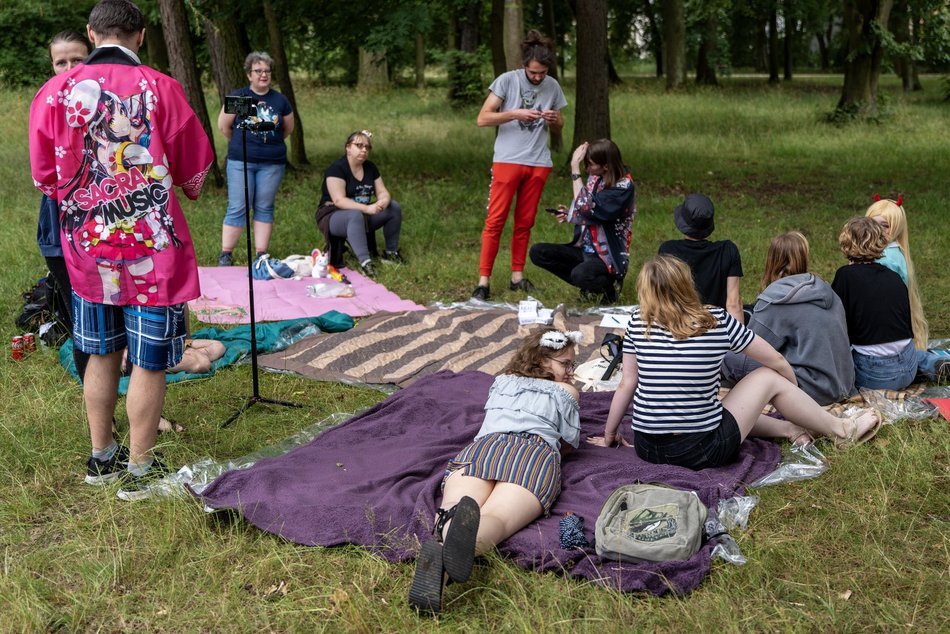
[188, 266, 424, 324]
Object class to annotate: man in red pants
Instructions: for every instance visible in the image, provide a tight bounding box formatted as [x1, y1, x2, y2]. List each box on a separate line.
[471, 30, 567, 301]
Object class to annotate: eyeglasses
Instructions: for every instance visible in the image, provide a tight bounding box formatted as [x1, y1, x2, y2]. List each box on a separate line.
[551, 358, 577, 372]
[349, 142, 371, 150]
[251, 69, 272, 76]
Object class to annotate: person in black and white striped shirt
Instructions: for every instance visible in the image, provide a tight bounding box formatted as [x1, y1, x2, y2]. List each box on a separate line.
[588, 255, 882, 470]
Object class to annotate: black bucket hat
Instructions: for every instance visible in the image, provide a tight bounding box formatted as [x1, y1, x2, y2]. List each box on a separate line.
[674, 193, 715, 239]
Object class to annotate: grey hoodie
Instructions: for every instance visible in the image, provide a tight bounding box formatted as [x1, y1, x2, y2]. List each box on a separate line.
[724, 273, 856, 405]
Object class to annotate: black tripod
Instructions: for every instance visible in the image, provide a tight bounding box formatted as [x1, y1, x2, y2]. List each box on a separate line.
[221, 110, 301, 428]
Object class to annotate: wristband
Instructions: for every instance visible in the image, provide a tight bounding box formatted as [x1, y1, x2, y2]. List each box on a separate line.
[571, 173, 582, 181]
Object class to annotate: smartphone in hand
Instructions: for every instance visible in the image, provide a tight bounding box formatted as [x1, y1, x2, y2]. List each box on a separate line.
[545, 207, 561, 214]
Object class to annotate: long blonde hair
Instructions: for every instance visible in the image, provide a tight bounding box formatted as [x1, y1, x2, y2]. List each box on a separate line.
[762, 231, 809, 289]
[636, 255, 717, 340]
[866, 199, 928, 349]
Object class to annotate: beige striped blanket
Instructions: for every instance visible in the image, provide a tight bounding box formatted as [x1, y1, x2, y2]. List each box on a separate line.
[258, 308, 618, 387]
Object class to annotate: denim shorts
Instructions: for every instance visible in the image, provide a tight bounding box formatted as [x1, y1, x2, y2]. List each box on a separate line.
[224, 160, 286, 226]
[852, 340, 917, 391]
[634, 409, 742, 471]
[72, 293, 186, 370]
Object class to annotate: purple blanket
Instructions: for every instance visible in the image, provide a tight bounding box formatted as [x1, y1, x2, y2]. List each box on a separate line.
[198, 371, 781, 595]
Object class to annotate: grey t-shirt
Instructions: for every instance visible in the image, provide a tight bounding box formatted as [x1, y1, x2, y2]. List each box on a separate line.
[488, 69, 568, 167]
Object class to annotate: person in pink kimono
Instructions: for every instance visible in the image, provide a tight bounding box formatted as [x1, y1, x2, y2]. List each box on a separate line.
[29, 0, 213, 500]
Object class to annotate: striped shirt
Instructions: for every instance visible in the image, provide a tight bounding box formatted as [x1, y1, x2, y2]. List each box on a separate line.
[623, 306, 754, 434]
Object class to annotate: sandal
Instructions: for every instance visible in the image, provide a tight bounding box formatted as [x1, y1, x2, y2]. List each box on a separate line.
[408, 539, 445, 614]
[435, 496, 480, 584]
[834, 408, 883, 449]
[790, 430, 815, 447]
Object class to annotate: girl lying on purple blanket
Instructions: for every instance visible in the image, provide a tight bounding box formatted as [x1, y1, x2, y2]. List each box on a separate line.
[590, 255, 882, 469]
[409, 328, 582, 614]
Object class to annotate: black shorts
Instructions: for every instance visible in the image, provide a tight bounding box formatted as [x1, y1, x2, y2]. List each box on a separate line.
[633, 409, 742, 470]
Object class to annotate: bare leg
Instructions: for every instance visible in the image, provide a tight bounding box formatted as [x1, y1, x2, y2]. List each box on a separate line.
[221, 224, 244, 252]
[748, 413, 811, 443]
[125, 366, 166, 465]
[477, 275, 490, 287]
[723, 367, 878, 443]
[253, 220, 273, 254]
[84, 351, 123, 450]
[439, 471, 494, 538]
[473, 483, 543, 556]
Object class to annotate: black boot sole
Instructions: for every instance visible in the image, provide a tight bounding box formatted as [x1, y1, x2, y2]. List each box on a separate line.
[408, 539, 445, 614]
[442, 496, 480, 583]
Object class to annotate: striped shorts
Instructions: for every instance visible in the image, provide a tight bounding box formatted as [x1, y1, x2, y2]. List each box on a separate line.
[444, 432, 562, 515]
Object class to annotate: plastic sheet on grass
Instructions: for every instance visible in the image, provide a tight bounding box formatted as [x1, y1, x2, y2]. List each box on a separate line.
[131, 411, 358, 501]
[705, 495, 760, 566]
[748, 441, 828, 488]
[859, 386, 947, 423]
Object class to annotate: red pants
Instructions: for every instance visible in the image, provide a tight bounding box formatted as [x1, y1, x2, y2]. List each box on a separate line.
[478, 162, 552, 277]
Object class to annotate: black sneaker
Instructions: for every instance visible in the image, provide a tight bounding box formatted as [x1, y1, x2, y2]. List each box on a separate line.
[85, 445, 130, 486]
[380, 250, 405, 265]
[217, 251, 233, 267]
[471, 285, 490, 301]
[359, 260, 377, 279]
[509, 278, 537, 292]
[116, 455, 173, 501]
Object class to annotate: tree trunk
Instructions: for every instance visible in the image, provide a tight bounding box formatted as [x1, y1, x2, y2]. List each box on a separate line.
[202, 4, 246, 109]
[541, 0, 558, 81]
[661, 0, 685, 89]
[768, 5, 780, 84]
[459, 1, 480, 53]
[837, 0, 894, 117]
[892, 3, 911, 91]
[490, 0, 507, 77]
[816, 30, 830, 71]
[644, 0, 662, 77]
[143, 22, 169, 74]
[415, 32, 426, 89]
[262, 0, 307, 166]
[503, 0, 524, 70]
[783, 15, 793, 80]
[157, 0, 222, 186]
[695, 14, 719, 86]
[572, 0, 610, 148]
[754, 17, 768, 72]
[909, 10, 922, 91]
[358, 47, 389, 89]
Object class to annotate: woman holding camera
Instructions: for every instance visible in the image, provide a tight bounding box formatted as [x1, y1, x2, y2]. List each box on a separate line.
[217, 51, 294, 266]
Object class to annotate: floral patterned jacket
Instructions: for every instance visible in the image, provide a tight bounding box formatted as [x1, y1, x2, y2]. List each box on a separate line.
[567, 170, 636, 278]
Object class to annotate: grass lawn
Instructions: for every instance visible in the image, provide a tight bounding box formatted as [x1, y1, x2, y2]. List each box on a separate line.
[1, 70, 948, 632]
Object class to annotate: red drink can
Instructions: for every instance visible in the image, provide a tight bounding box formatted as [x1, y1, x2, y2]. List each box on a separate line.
[23, 333, 36, 353]
[11, 336, 25, 361]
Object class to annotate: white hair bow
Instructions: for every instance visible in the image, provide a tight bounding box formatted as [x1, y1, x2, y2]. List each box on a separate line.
[539, 330, 582, 350]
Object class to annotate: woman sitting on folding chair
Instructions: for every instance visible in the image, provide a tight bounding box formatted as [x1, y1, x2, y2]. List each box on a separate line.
[314, 130, 404, 279]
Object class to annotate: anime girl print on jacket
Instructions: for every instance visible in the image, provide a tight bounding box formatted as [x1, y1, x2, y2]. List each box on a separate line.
[61, 79, 176, 304]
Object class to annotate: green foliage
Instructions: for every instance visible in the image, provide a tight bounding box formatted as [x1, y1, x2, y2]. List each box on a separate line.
[0, 0, 94, 88]
[445, 49, 484, 107]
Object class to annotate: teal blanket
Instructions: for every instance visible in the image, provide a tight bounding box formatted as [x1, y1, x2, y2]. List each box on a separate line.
[59, 311, 354, 395]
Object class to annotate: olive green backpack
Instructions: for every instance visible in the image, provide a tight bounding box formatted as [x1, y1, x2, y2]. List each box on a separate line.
[594, 483, 708, 563]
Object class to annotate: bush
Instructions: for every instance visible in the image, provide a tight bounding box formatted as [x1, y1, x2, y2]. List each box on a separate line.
[446, 49, 483, 108]
[0, 2, 94, 88]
